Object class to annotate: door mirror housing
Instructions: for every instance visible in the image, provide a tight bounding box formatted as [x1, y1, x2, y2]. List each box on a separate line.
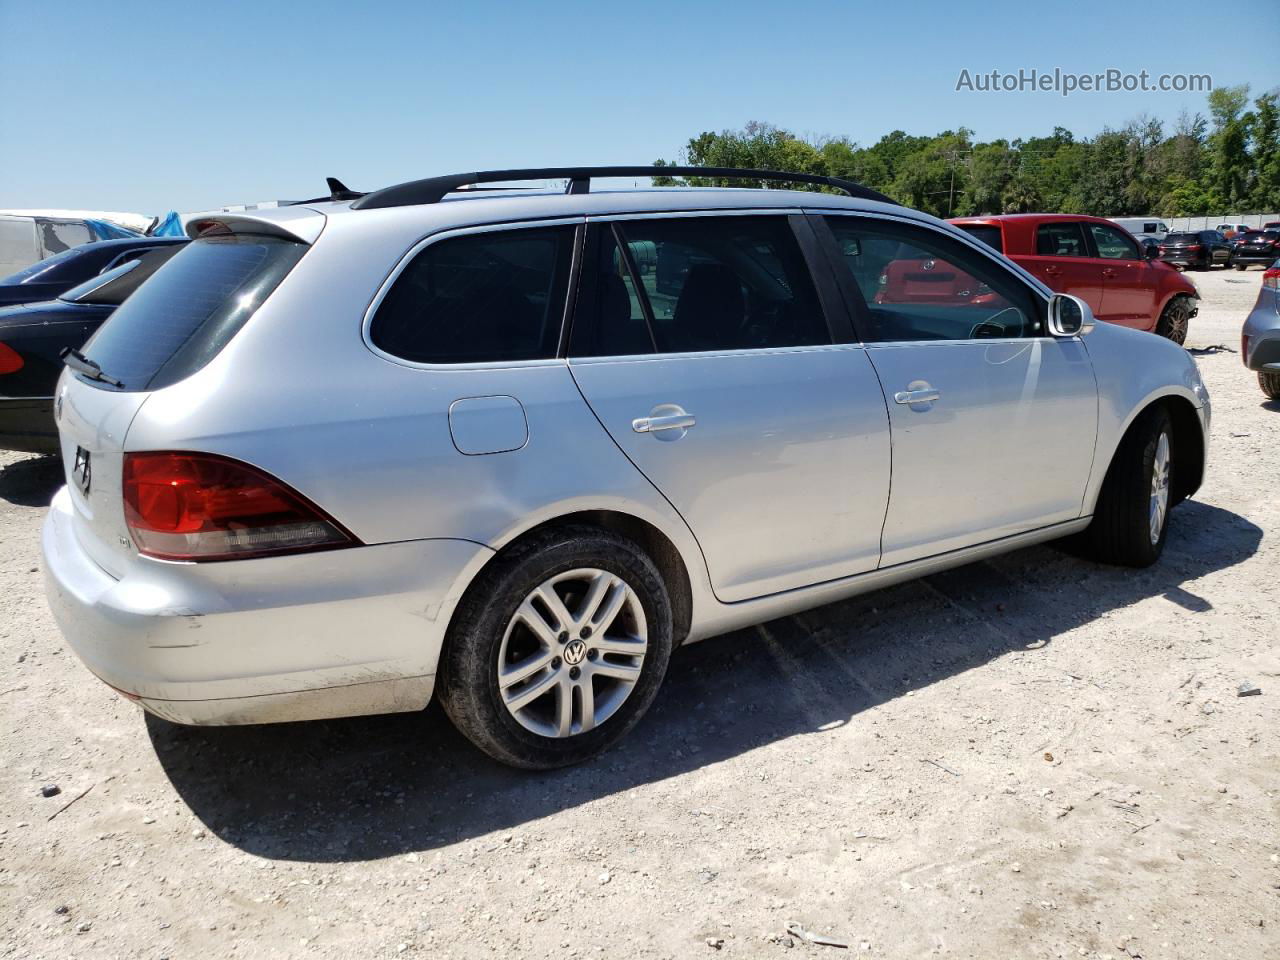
[1047, 293, 1096, 337]
[1143, 241, 1160, 260]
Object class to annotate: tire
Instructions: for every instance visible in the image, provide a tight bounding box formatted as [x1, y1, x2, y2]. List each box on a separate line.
[1155, 295, 1191, 345]
[1235, 263, 1247, 272]
[438, 524, 673, 769]
[1261, 370, 1280, 400]
[1083, 405, 1175, 567]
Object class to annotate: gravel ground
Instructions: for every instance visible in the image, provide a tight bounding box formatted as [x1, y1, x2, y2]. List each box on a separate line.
[2, 269, 1277, 960]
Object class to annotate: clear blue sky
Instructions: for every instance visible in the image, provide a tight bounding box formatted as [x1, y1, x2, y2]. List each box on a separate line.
[1, 0, 1276, 214]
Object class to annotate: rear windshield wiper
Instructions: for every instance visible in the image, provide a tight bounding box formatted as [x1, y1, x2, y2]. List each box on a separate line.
[60, 347, 124, 388]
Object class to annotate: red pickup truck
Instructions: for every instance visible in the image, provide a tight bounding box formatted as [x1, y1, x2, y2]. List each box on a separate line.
[949, 214, 1199, 343]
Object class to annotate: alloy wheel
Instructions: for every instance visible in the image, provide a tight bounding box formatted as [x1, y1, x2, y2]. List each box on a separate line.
[1149, 431, 1171, 545]
[497, 568, 648, 738]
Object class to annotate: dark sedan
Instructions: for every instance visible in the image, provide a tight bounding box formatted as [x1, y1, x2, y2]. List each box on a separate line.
[1231, 230, 1280, 270]
[1158, 230, 1233, 270]
[0, 243, 185, 453]
[0, 236, 187, 308]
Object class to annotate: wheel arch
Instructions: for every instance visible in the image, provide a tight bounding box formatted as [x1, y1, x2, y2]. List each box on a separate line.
[447, 509, 696, 650]
[1089, 391, 1204, 513]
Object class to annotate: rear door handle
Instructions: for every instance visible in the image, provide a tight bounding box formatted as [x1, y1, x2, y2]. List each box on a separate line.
[894, 388, 940, 405]
[632, 412, 696, 433]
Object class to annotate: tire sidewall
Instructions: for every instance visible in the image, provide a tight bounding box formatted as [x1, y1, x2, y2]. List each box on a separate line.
[1132, 412, 1174, 563]
[442, 529, 673, 768]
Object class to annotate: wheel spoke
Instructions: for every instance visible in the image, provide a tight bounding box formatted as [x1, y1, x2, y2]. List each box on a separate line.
[554, 677, 573, 737]
[590, 659, 643, 683]
[591, 634, 648, 657]
[577, 680, 596, 733]
[587, 579, 629, 636]
[504, 668, 560, 713]
[499, 649, 555, 690]
[531, 585, 575, 636]
[514, 599, 561, 647]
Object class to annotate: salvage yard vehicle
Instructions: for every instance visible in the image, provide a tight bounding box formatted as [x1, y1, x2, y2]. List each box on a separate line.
[41, 167, 1211, 769]
[1230, 230, 1280, 270]
[0, 236, 187, 307]
[0, 242, 186, 453]
[1242, 263, 1280, 400]
[1110, 217, 1169, 242]
[1160, 230, 1234, 271]
[950, 213, 1199, 343]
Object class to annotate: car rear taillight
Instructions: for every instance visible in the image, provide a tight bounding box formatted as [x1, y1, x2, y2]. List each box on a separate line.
[1264, 268, 1280, 291]
[1187, 244, 1203, 252]
[122, 452, 357, 562]
[0, 342, 23, 374]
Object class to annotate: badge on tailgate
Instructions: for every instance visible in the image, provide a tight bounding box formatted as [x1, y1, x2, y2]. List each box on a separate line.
[72, 446, 91, 496]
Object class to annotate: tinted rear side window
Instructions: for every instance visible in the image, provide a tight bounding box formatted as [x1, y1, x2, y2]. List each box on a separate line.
[80, 234, 305, 392]
[1035, 222, 1088, 256]
[955, 224, 1003, 253]
[370, 226, 574, 364]
[572, 215, 828, 356]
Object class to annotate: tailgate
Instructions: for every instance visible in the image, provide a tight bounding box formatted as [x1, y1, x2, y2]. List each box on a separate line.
[55, 372, 148, 578]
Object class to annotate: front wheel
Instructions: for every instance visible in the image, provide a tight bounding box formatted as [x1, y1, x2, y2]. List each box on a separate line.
[1083, 406, 1174, 567]
[1235, 263, 1247, 272]
[1155, 296, 1191, 345]
[438, 525, 674, 769]
[1261, 370, 1280, 400]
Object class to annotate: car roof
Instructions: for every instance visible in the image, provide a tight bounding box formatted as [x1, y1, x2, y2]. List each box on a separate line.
[949, 213, 1117, 225]
[193, 187, 939, 245]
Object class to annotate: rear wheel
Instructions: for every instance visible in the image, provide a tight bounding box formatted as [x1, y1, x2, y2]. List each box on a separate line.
[1261, 371, 1280, 400]
[1155, 296, 1191, 344]
[438, 525, 673, 769]
[1083, 406, 1174, 567]
[1235, 263, 1247, 271]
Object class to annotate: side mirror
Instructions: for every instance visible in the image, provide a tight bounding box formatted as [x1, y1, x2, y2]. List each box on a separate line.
[1143, 241, 1160, 260]
[1047, 293, 1096, 337]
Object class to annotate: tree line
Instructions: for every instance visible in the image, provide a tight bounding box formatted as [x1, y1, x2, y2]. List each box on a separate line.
[651, 85, 1280, 218]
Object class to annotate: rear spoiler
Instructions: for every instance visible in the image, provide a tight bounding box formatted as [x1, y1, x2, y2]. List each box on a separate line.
[185, 206, 325, 244]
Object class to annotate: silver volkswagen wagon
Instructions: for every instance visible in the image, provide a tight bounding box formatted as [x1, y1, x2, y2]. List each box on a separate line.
[42, 166, 1211, 768]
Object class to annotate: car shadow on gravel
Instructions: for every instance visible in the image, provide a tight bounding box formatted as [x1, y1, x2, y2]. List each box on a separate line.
[148, 499, 1261, 863]
[0, 454, 62, 507]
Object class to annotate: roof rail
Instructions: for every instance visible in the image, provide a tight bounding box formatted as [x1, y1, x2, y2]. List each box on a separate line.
[349, 166, 899, 210]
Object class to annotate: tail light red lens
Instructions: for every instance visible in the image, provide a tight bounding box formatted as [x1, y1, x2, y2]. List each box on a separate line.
[1188, 244, 1203, 252]
[1263, 268, 1280, 290]
[123, 452, 357, 561]
[0, 342, 24, 375]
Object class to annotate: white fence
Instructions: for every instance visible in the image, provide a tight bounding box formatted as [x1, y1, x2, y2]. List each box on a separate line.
[1164, 213, 1280, 232]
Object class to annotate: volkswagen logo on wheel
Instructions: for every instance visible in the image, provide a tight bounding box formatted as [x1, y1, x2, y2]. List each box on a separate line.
[563, 638, 588, 666]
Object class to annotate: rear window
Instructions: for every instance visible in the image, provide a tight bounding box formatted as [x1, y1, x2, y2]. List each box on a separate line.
[369, 226, 575, 364]
[955, 224, 1003, 253]
[79, 234, 305, 392]
[1165, 233, 1197, 243]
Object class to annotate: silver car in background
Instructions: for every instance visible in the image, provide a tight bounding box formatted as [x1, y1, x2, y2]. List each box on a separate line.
[1242, 260, 1280, 399]
[41, 167, 1211, 768]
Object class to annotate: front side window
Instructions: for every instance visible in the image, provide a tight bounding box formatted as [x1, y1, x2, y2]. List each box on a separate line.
[1036, 222, 1088, 257]
[573, 216, 829, 356]
[825, 216, 1040, 342]
[370, 226, 574, 364]
[1088, 223, 1140, 260]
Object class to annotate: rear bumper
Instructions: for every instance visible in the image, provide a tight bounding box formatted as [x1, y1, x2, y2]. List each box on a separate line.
[0, 396, 57, 454]
[1231, 252, 1278, 266]
[41, 486, 493, 725]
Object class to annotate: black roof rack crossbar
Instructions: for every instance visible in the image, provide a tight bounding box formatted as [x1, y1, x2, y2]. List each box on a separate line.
[350, 166, 898, 210]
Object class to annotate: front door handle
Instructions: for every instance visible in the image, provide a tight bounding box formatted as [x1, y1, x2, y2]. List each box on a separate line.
[1102, 268, 1117, 278]
[632, 412, 696, 433]
[894, 387, 940, 405]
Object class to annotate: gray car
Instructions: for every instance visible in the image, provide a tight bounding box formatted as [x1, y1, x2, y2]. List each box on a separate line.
[1242, 260, 1280, 399]
[41, 166, 1211, 769]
